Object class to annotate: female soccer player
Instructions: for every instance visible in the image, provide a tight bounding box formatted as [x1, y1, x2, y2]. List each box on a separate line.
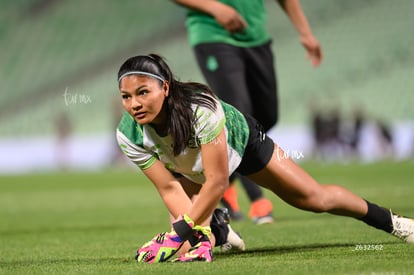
[116, 54, 413, 263]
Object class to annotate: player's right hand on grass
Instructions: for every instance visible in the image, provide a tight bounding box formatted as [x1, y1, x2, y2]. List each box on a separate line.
[135, 231, 184, 263]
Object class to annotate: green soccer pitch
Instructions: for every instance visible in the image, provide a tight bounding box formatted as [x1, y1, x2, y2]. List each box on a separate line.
[1, 161, 413, 274]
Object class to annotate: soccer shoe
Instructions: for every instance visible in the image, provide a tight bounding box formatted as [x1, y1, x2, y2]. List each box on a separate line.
[249, 198, 274, 225]
[212, 208, 246, 252]
[254, 214, 274, 225]
[390, 211, 414, 243]
[221, 224, 246, 252]
[212, 207, 231, 225]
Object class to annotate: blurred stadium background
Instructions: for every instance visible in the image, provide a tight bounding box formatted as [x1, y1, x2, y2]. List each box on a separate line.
[1, 0, 414, 173]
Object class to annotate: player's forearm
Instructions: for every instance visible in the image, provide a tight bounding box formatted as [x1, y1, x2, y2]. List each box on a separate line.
[188, 130, 230, 225]
[189, 177, 228, 226]
[173, 0, 221, 16]
[143, 161, 192, 219]
[276, 0, 314, 36]
[162, 187, 193, 220]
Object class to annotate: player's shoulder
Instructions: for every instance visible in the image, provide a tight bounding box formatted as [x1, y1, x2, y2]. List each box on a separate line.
[117, 112, 144, 146]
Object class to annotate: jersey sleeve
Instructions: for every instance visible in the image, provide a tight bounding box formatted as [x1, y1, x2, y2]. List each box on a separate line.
[193, 99, 226, 145]
[116, 129, 157, 170]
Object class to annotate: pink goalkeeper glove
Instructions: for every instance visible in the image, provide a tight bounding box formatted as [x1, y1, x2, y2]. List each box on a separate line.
[135, 231, 183, 263]
[135, 214, 211, 264]
[174, 237, 213, 262]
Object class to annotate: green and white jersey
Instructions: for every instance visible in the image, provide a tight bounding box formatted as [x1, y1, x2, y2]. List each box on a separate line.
[185, 0, 270, 47]
[116, 97, 249, 184]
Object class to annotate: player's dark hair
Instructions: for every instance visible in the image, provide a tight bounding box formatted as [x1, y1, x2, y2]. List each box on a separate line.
[118, 54, 217, 155]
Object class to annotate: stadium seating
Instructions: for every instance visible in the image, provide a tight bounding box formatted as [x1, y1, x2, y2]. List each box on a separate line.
[0, 0, 413, 138]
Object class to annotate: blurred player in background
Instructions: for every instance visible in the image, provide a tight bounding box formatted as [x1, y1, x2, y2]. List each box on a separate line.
[54, 111, 72, 170]
[174, 0, 323, 224]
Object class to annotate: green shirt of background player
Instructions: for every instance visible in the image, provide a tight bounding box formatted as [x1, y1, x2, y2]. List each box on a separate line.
[116, 54, 413, 264]
[177, 0, 322, 65]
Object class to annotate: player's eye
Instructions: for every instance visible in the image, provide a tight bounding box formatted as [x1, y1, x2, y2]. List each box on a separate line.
[121, 94, 130, 99]
[138, 90, 149, 96]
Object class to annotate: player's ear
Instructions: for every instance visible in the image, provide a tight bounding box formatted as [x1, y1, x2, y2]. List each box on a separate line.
[163, 80, 169, 97]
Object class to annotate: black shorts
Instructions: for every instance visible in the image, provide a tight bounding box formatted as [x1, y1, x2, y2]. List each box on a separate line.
[235, 115, 274, 176]
[194, 41, 278, 131]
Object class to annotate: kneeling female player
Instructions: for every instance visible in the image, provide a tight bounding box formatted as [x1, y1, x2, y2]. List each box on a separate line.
[116, 54, 414, 263]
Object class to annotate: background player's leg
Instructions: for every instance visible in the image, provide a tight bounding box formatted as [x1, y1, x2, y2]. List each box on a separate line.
[194, 43, 274, 223]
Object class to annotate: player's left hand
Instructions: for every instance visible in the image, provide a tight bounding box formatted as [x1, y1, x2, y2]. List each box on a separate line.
[173, 231, 213, 262]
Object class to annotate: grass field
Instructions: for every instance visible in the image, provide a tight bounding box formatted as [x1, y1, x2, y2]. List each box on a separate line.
[0, 161, 413, 274]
